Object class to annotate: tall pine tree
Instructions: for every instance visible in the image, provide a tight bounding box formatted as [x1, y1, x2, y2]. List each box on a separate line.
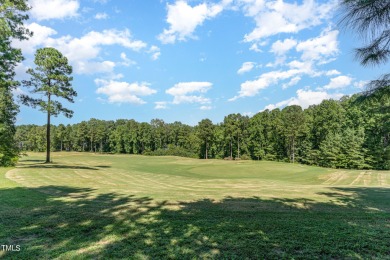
[21, 47, 77, 163]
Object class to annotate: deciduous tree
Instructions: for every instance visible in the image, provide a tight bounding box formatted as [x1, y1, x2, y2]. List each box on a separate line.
[197, 119, 215, 159]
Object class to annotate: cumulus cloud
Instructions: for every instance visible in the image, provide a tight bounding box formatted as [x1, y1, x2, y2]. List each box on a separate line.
[230, 27, 341, 100]
[237, 62, 256, 74]
[13, 23, 147, 74]
[29, 0, 80, 20]
[282, 76, 301, 89]
[296, 28, 339, 62]
[271, 38, 297, 56]
[323, 75, 353, 90]
[57, 29, 145, 73]
[325, 70, 341, 76]
[166, 81, 212, 96]
[263, 89, 344, 110]
[95, 79, 157, 104]
[166, 82, 212, 104]
[230, 65, 313, 101]
[200, 105, 212, 110]
[241, 0, 337, 42]
[158, 0, 229, 44]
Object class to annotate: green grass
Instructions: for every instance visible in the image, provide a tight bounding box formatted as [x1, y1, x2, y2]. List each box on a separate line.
[1, 152, 389, 259]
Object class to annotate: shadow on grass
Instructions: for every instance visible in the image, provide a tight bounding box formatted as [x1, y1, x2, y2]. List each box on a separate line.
[19, 159, 45, 163]
[0, 186, 389, 259]
[16, 163, 111, 171]
[318, 187, 390, 212]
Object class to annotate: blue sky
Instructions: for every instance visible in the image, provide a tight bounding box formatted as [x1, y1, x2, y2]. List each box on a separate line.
[13, 0, 386, 126]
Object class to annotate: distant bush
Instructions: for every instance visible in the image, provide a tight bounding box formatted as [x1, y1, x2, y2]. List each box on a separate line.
[239, 154, 251, 160]
[264, 154, 277, 161]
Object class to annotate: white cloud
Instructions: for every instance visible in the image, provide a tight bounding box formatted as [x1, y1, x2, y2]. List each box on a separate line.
[263, 100, 290, 111]
[249, 43, 262, 52]
[148, 45, 161, 60]
[158, 0, 228, 44]
[296, 28, 339, 62]
[237, 62, 256, 74]
[155, 101, 168, 109]
[354, 80, 368, 89]
[166, 81, 212, 96]
[12, 87, 27, 96]
[200, 105, 212, 110]
[271, 38, 297, 56]
[239, 0, 266, 17]
[120, 52, 136, 67]
[230, 67, 309, 101]
[14, 24, 147, 75]
[95, 12, 108, 20]
[15, 25, 146, 57]
[14, 63, 30, 80]
[166, 81, 212, 105]
[263, 89, 344, 110]
[29, 0, 80, 21]
[151, 52, 161, 60]
[282, 76, 301, 89]
[325, 69, 341, 76]
[57, 29, 146, 74]
[12, 23, 57, 53]
[266, 56, 286, 68]
[242, 0, 337, 42]
[95, 79, 157, 104]
[231, 27, 341, 100]
[323, 75, 353, 90]
[76, 61, 115, 74]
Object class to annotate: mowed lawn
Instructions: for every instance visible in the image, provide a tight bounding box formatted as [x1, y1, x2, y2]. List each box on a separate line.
[1, 152, 389, 259]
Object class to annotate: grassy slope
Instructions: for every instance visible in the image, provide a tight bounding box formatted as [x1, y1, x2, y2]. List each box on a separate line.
[0, 152, 389, 259]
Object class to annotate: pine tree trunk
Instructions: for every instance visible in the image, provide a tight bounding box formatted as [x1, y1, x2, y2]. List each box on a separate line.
[237, 134, 240, 159]
[205, 139, 208, 159]
[230, 137, 232, 158]
[46, 94, 51, 163]
[292, 137, 295, 164]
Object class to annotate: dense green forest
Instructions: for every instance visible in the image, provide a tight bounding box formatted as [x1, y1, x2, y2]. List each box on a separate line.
[16, 92, 389, 170]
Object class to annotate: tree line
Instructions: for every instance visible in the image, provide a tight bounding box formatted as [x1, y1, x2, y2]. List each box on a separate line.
[1, 0, 389, 167]
[16, 93, 389, 170]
